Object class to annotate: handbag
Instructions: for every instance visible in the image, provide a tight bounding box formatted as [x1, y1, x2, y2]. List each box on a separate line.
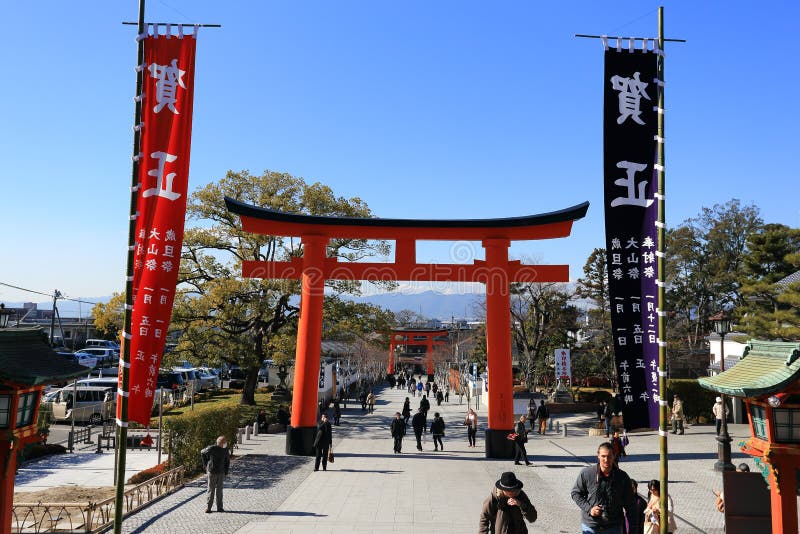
[506, 432, 518, 441]
[327, 444, 334, 463]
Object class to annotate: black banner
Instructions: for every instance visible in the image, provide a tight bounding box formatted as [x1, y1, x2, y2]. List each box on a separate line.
[603, 48, 660, 430]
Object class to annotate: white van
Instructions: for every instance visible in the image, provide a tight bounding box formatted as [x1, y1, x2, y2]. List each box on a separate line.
[52, 386, 114, 425]
[85, 339, 121, 349]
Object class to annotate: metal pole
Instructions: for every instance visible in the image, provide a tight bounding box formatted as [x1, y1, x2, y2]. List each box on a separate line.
[656, 7, 668, 534]
[715, 332, 734, 471]
[49, 290, 59, 347]
[113, 0, 145, 531]
[69, 379, 77, 452]
[157, 389, 164, 465]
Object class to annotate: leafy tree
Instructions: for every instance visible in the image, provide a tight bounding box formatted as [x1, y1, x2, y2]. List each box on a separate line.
[574, 248, 615, 384]
[509, 282, 579, 390]
[738, 224, 800, 340]
[322, 295, 394, 345]
[171, 170, 391, 405]
[666, 199, 762, 348]
[91, 292, 126, 340]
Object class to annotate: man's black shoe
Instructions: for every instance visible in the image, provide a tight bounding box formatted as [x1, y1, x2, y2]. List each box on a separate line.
[205, 509, 212, 514]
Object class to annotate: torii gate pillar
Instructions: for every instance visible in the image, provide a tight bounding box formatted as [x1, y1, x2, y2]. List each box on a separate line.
[483, 238, 516, 458]
[286, 235, 328, 455]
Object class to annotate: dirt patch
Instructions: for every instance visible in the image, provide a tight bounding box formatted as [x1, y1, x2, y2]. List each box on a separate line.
[14, 486, 118, 503]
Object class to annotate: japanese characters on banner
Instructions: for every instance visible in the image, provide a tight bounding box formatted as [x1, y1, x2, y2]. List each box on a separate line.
[554, 348, 571, 382]
[121, 31, 198, 425]
[603, 45, 660, 430]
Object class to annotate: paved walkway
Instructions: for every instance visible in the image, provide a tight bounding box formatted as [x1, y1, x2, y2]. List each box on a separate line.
[105, 383, 769, 534]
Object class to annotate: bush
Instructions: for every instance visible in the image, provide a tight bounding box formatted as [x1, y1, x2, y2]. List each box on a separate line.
[127, 461, 169, 484]
[164, 404, 241, 476]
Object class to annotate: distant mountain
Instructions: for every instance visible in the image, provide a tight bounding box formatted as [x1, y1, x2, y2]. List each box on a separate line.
[348, 290, 484, 320]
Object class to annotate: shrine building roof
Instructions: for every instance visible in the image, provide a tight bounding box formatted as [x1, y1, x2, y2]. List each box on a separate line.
[698, 340, 800, 398]
[0, 327, 89, 386]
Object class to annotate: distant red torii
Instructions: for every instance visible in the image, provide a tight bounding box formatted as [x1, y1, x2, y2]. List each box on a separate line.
[225, 196, 589, 458]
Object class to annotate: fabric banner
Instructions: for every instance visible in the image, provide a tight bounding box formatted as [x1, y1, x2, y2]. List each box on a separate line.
[120, 32, 198, 425]
[554, 348, 571, 382]
[603, 47, 659, 430]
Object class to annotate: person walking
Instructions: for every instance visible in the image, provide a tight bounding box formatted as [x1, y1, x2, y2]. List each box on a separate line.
[201, 435, 230, 513]
[390, 411, 405, 453]
[535, 400, 549, 435]
[412, 407, 426, 451]
[643, 479, 676, 534]
[416, 381, 423, 397]
[513, 416, 531, 466]
[425, 381, 431, 396]
[597, 401, 605, 421]
[478, 471, 538, 533]
[604, 399, 614, 438]
[670, 394, 685, 435]
[333, 398, 341, 426]
[527, 399, 538, 431]
[626, 480, 648, 534]
[571, 442, 638, 534]
[367, 391, 376, 414]
[419, 394, 431, 417]
[313, 413, 333, 471]
[444, 386, 450, 402]
[712, 396, 725, 436]
[430, 412, 446, 451]
[610, 431, 627, 463]
[464, 408, 478, 447]
[436, 389, 444, 406]
[402, 397, 412, 426]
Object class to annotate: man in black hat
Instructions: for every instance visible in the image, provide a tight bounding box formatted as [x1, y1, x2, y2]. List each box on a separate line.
[571, 442, 637, 533]
[479, 471, 537, 533]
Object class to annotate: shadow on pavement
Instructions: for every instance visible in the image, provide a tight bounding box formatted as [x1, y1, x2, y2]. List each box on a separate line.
[128, 489, 206, 533]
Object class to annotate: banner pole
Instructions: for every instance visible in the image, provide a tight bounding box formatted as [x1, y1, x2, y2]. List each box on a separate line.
[656, 6, 668, 534]
[113, 0, 145, 532]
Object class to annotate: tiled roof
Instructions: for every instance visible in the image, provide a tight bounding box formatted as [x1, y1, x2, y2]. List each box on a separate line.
[698, 340, 800, 398]
[776, 269, 800, 288]
[0, 327, 88, 386]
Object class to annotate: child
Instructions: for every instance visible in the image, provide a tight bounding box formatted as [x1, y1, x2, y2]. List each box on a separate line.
[611, 430, 627, 462]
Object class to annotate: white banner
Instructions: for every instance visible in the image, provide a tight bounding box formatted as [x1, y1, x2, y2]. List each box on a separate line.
[554, 348, 571, 381]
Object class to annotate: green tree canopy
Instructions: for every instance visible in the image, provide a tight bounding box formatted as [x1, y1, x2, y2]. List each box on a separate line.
[172, 170, 392, 404]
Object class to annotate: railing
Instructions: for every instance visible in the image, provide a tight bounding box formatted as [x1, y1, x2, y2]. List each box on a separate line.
[11, 465, 185, 533]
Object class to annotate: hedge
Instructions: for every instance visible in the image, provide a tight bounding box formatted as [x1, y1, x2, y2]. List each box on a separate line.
[164, 403, 241, 475]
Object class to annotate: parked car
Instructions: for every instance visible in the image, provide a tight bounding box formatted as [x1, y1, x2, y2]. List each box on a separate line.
[71, 352, 98, 368]
[78, 347, 118, 366]
[52, 385, 114, 425]
[157, 371, 186, 391]
[228, 366, 246, 389]
[258, 364, 270, 382]
[85, 339, 120, 350]
[173, 368, 199, 392]
[195, 369, 220, 390]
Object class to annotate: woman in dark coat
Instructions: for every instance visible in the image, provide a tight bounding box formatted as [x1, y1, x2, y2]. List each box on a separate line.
[430, 412, 446, 451]
[402, 397, 411, 425]
[313, 413, 333, 471]
[513, 416, 531, 466]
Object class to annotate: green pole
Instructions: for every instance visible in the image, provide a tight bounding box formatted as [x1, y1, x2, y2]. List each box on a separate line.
[656, 6, 668, 534]
[113, 0, 145, 532]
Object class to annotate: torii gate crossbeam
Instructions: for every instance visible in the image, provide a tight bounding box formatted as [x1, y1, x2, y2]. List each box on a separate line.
[225, 196, 589, 458]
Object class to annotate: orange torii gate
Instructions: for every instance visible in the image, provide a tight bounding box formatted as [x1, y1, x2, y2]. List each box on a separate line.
[225, 197, 588, 458]
[389, 328, 450, 377]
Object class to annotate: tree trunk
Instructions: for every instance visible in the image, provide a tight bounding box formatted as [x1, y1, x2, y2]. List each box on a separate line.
[239, 365, 260, 405]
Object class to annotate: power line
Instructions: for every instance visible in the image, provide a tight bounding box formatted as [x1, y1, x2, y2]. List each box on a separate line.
[0, 282, 101, 306]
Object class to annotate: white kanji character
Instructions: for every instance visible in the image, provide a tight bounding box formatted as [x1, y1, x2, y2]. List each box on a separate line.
[154, 329, 162, 338]
[619, 361, 630, 372]
[621, 371, 630, 383]
[615, 303, 624, 314]
[140, 316, 151, 326]
[610, 71, 651, 125]
[635, 359, 645, 368]
[642, 236, 656, 248]
[611, 237, 622, 250]
[132, 384, 141, 394]
[148, 59, 186, 114]
[145, 258, 157, 271]
[640, 391, 650, 402]
[643, 266, 655, 278]
[146, 243, 159, 256]
[149, 228, 161, 240]
[617, 336, 627, 346]
[161, 261, 173, 272]
[163, 245, 175, 258]
[612, 268, 624, 280]
[625, 237, 639, 249]
[611, 253, 622, 265]
[643, 251, 655, 264]
[135, 350, 146, 362]
[143, 151, 181, 201]
[624, 394, 634, 404]
[139, 326, 149, 336]
[145, 388, 153, 398]
[628, 267, 640, 279]
[159, 294, 168, 305]
[165, 229, 176, 241]
[610, 161, 653, 208]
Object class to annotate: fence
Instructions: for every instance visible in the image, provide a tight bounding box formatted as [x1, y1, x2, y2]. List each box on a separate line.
[11, 465, 185, 533]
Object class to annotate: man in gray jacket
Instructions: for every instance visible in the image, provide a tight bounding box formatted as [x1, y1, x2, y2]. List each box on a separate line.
[571, 442, 636, 533]
[201, 435, 230, 513]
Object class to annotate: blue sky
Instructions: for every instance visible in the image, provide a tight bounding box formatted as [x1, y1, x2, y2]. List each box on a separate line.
[2, 1, 798, 311]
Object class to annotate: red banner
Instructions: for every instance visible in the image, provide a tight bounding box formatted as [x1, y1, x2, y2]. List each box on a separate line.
[120, 32, 197, 425]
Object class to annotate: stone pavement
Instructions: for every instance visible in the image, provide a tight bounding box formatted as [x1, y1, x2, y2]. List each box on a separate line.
[110, 382, 771, 534]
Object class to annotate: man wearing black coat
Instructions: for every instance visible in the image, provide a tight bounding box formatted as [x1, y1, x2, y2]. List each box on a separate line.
[201, 435, 230, 513]
[571, 442, 637, 533]
[411, 408, 426, 451]
[390, 411, 405, 453]
[313, 414, 333, 471]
